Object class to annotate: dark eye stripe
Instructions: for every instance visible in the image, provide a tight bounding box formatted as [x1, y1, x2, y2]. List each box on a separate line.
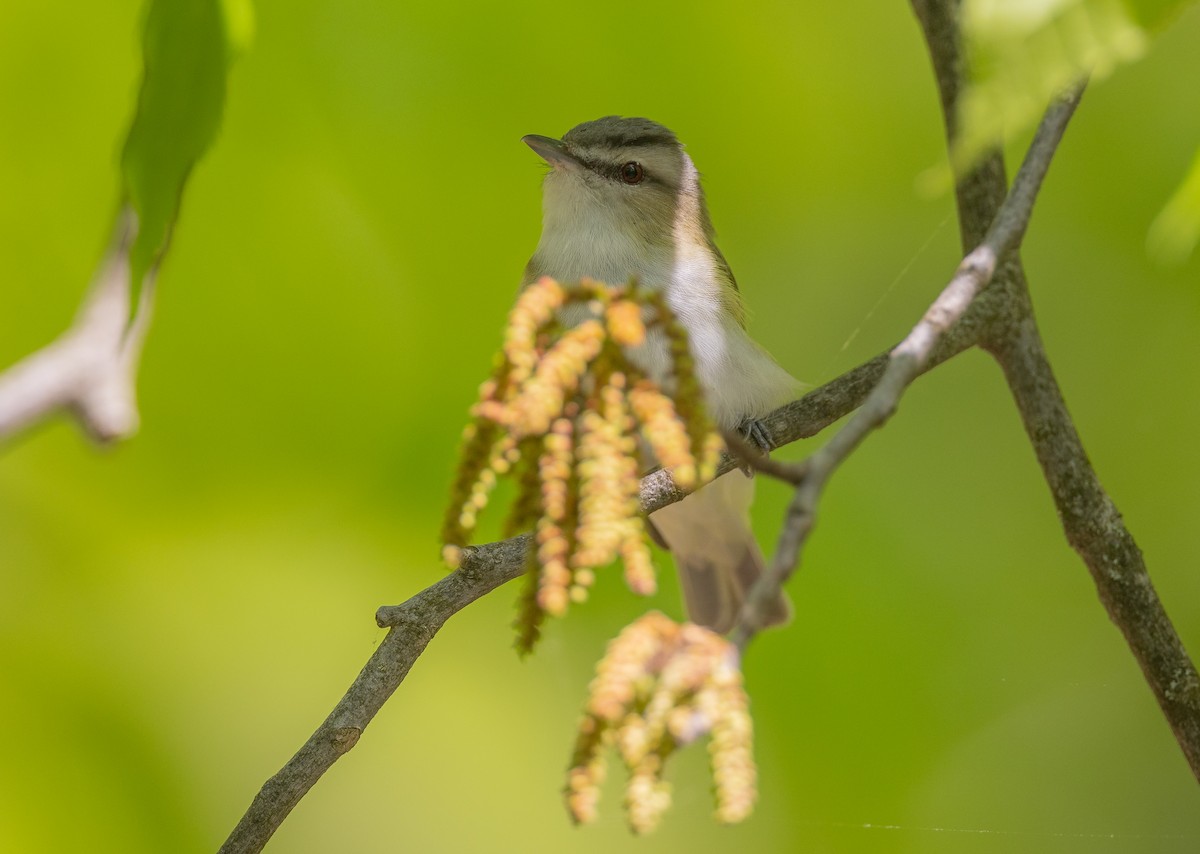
[577, 156, 676, 190]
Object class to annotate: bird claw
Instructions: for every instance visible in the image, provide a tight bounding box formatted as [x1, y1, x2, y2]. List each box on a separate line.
[738, 418, 773, 454]
[733, 418, 773, 475]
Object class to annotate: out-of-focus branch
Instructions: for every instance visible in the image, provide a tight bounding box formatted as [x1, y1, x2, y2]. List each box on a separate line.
[0, 209, 153, 445]
[912, 0, 1200, 780]
[728, 86, 1083, 650]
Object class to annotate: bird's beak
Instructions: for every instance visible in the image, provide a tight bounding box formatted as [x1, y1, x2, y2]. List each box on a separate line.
[522, 134, 584, 172]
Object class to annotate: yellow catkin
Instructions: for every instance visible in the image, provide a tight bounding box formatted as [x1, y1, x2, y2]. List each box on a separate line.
[443, 276, 726, 653]
[536, 420, 574, 616]
[536, 516, 571, 617]
[710, 664, 756, 824]
[587, 612, 676, 721]
[508, 320, 606, 437]
[625, 762, 672, 835]
[699, 430, 723, 484]
[573, 406, 623, 569]
[503, 437, 543, 538]
[606, 298, 647, 347]
[539, 419, 574, 523]
[440, 419, 500, 548]
[505, 277, 566, 386]
[620, 530, 656, 596]
[513, 547, 545, 656]
[565, 612, 757, 832]
[564, 713, 610, 825]
[628, 381, 697, 489]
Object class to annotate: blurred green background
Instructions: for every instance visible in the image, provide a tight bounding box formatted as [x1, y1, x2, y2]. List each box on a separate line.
[2, 1, 1199, 852]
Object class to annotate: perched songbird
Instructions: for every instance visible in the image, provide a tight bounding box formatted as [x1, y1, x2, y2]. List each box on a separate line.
[522, 116, 796, 633]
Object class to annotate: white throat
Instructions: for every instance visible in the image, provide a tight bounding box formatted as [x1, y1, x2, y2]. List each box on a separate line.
[526, 161, 799, 428]
[534, 179, 674, 289]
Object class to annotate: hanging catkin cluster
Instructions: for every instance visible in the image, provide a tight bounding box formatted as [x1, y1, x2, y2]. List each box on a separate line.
[440, 277, 723, 652]
[565, 611, 756, 834]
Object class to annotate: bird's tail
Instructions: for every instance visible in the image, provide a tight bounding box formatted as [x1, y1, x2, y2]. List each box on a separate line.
[649, 471, 791, 635]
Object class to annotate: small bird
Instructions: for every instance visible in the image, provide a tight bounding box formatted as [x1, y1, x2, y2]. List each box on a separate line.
[522, 116, 796, 634]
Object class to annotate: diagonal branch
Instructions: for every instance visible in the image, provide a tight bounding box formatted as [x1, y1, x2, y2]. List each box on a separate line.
[219, 328, 982, 854]
[221, 5, 1199, 848]
[728, 85, 1084, 650]
[911, 0, 1200, 779]
[0, 208, 154, 445]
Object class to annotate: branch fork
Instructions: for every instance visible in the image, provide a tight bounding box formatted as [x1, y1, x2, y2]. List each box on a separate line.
[217, 6, 1200, 850]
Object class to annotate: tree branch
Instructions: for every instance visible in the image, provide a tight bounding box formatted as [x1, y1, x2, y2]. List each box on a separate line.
[218, 533, 531, 854]
[728, 86, 1084, 650]
[220, 335, 975, 853]
[991, 297, 1200, 774]
[220, 4, 1200, 848]
[218, 72, 1026, 851]
[0, 209, 153, 445]
[910, 0, 1200, 779]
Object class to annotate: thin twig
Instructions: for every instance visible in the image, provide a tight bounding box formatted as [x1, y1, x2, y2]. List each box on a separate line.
[910, 0, 1200, 780]
[219, 335, 972, 854]
[728, 85, 1084, 651]
[218, 9, 1200, 847]
[720, 430, 806, 485]
[220, 217, 1000, 854]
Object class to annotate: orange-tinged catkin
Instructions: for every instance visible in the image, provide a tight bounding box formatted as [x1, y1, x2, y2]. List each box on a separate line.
[442, 276, 726, 650]
[625, 759, 673, 835]
[628, 379, 697, 490]
[565, 612, 757, 833]
[588, 612, 677, 721]
[698, 430, 723, 485]
[572, 418, 620, 567]
[565, 713, 609, 825]
[620, 530, 656, 597]
[504, 277, 566, 385]
[440, 418, 506, 559]
[535, 418, 576, 617]
[605, 298, 647, 347]
[709, 657, 756, 824]
[507, 320, 606, 437]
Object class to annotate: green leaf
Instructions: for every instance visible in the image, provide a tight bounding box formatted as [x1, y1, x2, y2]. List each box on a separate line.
[120, 0, 253, 308]
[951, 0, 1147, 179]
[1147, 148, 1200, 265]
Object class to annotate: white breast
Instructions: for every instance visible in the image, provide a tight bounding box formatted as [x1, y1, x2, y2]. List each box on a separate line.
[530, 185, 798, 429]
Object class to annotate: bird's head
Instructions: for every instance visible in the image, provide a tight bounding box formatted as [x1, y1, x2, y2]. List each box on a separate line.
[523, 116, 705, 245]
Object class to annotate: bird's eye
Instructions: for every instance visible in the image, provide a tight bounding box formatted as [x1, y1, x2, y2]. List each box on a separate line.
[620, 161, 644, 184]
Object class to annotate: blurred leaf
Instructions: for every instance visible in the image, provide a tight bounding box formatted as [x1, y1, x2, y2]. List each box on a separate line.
[120, 0, 252, 308]
[1147, 147, 1200, 265]
[1125, 0, 1197, 28]
[952, 0, 1148, 179]
[219, 0, 256, 57]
